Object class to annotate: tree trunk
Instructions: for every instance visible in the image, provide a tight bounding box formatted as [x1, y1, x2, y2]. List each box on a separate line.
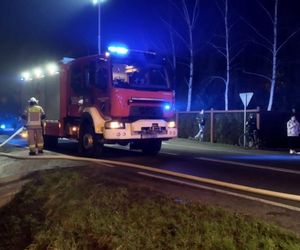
[224, 0, 230, 111]
[186, 26, 194, 111]
[267, 0, 278, 111]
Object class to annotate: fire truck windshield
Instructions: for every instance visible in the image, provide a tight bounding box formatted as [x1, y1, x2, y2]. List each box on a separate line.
[112, 63, 170, 91]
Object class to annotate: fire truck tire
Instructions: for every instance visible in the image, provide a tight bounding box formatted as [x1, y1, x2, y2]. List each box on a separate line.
[141, 139, 162, 155]
[79, 123, 103, 157]
[44, 135, 58, 149]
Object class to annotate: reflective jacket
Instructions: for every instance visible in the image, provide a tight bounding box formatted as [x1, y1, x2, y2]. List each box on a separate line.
[24, 105, 45, 127]
[287, 119, 300, 137]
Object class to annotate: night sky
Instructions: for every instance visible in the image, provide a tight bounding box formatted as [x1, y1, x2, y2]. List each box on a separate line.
[0, 0, 300, 112]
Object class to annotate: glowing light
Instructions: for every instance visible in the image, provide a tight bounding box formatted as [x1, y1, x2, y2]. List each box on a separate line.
[168, 121, 176, 128]
[21, 71, 32, 81]
[164, 103, 171, 111]
[125, 65, 138, 73]
[0, 124, 6, 129]
[105, 121, 125, 129]
[92, 0, 106, 5]
[108, 46, 129, 55]
[46, 63, 59, 76]
[20, 130, 28, 139]
[33, 67, 44, 79]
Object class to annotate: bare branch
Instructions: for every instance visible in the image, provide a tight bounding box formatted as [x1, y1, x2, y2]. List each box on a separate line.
[249, 39, 273, 53]
[243, 70, 272, 82]
[160, 17, 190, 49]
[169, 0, 186, 22]
[192, 0, 200, 28]
[209, 76, 227, 84]
[241, 17, 273, 46]
[256, 0, 274, 24]
[184, 78, 189, 87]
[216, 0, 225, 18]
[208, 42, 227, 58]
[277, 28, 300, 53]
[230, 47, 244, 63]
[182, 0, 191, 28]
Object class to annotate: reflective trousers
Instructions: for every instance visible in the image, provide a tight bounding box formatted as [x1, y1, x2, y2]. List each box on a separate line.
[27, 127, 44, 153]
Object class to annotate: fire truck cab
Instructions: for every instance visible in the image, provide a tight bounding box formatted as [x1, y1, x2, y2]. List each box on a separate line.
[22, 49, 177, 156]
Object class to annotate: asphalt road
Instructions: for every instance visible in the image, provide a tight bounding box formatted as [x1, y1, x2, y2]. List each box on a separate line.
[3, 136, 300, 195]
[34, 137, 299, 196]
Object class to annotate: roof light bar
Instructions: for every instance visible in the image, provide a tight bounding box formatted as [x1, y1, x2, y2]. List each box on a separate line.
[108, 46, 129, 55]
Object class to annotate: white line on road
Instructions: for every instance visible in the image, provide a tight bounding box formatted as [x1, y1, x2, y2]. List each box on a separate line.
[162, 142, 250, 154]
[195, 157, 300, 175]
[160, 152, 178, 156]
[138, 172, 300, 212]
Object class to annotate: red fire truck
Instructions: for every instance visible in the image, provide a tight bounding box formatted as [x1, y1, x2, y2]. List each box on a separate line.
[21, 48, 177, 155]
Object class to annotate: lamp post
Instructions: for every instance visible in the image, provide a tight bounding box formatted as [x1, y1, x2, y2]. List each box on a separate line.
[92, 0, 106, 55]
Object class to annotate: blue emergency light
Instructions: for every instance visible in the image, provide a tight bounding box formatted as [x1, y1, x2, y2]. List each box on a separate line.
[0, 124, 6, 129]
[163, 103, 171, 111]
[108, 46, 129, 55]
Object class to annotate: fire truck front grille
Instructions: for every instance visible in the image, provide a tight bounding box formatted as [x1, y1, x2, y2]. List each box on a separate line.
[129, 106, 163, 119]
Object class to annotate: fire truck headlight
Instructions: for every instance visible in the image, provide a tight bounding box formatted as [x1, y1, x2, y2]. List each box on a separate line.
[105, 121, 125, 129]
[168, 121, 176, 128]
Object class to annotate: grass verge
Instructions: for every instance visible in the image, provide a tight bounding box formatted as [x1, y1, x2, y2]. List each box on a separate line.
[0, 167, 300, 250]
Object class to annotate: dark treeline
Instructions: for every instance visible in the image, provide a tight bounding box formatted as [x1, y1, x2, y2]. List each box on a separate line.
[0, 0, 299, 113]
[149, 0, 300, 112]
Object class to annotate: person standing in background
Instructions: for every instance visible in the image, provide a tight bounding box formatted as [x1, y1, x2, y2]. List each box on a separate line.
[287, 115, 300, 154]
[194, 110, 206, 141]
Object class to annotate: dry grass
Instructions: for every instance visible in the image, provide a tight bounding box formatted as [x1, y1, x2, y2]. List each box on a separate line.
[0, 168, 300, 250]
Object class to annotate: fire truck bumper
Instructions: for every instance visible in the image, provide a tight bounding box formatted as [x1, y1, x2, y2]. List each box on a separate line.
[103, 119, 177, 140]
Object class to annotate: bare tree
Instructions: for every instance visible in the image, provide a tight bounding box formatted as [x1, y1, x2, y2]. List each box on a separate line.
[161, 0, 200, 111]
[243, 0, 299, 111]
[182, 0, 200, 111]
[209, 0, 243, 111]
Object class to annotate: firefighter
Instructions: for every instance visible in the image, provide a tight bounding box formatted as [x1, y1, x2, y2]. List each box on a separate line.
[22, 97, 46, 155]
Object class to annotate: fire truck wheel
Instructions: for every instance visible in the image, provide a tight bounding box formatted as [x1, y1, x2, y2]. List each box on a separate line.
[44, 135, 58, 149]
[141, 139, 162, 155]
[79, 123, 103, 157]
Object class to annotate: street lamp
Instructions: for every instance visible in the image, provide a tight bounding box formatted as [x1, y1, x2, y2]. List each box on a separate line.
[92, 0, 106, 55]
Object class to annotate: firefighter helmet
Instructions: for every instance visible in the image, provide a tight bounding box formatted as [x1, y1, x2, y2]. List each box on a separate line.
[28, 97, 38, 104]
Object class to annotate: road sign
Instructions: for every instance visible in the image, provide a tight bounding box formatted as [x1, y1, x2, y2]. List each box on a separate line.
[239, 92, 254, 147]
[239, 92, 253, 108]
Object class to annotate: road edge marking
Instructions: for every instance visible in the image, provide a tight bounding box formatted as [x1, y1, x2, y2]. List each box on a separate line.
[195, 157, 300, 175]
[138, 172, 300, 212]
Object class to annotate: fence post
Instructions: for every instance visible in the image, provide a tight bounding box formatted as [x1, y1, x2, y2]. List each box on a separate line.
[256, 107, 260, 130]
[210, 108, 214, 143]
[176, 112, 179, 135]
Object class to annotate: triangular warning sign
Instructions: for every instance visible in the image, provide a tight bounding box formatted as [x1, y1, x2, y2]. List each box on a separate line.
[239, 92, 253, 107]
